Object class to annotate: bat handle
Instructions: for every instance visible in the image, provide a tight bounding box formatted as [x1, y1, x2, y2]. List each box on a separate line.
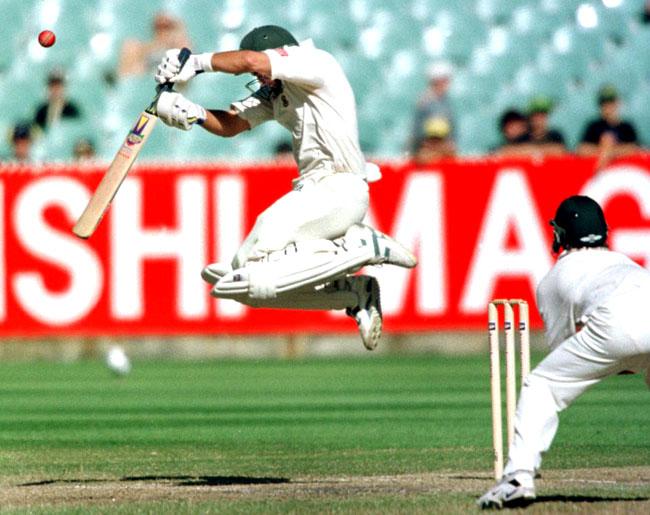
[147, 47, 192, 114]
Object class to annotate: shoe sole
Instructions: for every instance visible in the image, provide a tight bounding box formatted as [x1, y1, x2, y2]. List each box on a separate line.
[361, 306, 382, 351]
[364, 277, 382, 350]
[479, 493, 536, 510]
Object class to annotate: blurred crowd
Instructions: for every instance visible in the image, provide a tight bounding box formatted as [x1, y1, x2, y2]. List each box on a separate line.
[5, 69, 91, 163]
[2, 8, 648, 167]
[2, 10, 188, 164]
[410, 60, 644, 169]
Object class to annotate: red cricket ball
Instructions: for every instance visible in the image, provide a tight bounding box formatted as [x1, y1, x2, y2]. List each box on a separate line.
[38, 30, 56, 48]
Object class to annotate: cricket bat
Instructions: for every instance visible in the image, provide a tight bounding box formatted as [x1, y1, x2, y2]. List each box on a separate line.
[72, 48, 191, 239]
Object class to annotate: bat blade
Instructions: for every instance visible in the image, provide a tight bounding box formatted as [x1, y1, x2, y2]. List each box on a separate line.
[73, 112, 158, 239]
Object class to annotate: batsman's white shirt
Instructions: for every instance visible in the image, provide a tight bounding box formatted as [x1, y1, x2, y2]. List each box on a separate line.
[228, 40, 370, 266]
[232, 39, 366, 180]
[536, 248, 650, 349]
[504, 248, 650, 477]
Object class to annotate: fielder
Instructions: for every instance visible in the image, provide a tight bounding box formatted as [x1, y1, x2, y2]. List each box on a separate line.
[479, 195, 650, 509]
[153, 25, 416, 350]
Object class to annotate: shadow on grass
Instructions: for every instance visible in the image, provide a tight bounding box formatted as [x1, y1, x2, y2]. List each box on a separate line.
[20, 475, 290, 487]
[536, 495, 650, 504]
[123, 475, 290, 486]
[480, 495, 650, 510]
[19, 479, 104, 486]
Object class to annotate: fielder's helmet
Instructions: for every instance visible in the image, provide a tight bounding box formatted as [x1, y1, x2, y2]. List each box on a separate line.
[240, 25, 298, 52]
[550, 195, 608, 253]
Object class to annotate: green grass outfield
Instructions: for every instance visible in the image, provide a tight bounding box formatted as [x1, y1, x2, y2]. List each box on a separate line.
[0, 354, 649, 513]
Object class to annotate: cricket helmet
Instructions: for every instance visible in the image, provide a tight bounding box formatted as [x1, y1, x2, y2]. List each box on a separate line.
[550, 195, 608, 253]
[240, 25, 298, 52]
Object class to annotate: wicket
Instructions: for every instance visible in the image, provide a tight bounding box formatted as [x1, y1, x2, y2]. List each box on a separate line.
[488, 299, 531, 480]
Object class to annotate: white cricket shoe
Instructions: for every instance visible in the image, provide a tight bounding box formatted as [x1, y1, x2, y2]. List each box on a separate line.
[346, 276, 382, 351]
[477, 475, 536, 509]
[201, 262, 231, 285]
[344, 224, 417, 269]
[374, 231, 417, 268]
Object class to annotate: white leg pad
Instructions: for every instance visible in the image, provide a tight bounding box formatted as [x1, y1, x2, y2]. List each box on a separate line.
[211, 238, 373, 300]
[209, 223, 416, 301]
[238, 279, 358, 310]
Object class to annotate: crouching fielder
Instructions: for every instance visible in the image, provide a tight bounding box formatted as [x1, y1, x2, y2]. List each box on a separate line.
[478, 195, 650, 509]
[153, 25, 416, 350]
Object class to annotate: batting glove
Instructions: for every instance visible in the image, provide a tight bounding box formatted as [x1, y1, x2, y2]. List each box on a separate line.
[155, 49, 213, 84]
[156, 91, 207, 131]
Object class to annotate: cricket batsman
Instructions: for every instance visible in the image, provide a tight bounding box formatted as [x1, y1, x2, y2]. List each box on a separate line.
[153, 25, 416, 350]
[478, 195, 650, 509]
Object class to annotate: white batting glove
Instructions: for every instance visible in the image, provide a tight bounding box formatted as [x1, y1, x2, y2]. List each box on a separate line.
[156, 91, 207, 131]
[154, 49, 214, 85]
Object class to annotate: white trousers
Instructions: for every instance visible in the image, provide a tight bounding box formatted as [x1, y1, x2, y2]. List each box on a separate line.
[505, 288, 650, 476]
[233, 172, 369, 268]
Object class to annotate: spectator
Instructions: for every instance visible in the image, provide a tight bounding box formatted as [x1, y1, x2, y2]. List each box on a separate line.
[8, 123, 33, 162]
[33, 70, 81, 131]
[409, 60, 455, 157]
[493, 109, 530, 156]
[117, 11, 191, 79]
[577, 85, 640, 169]
[413, 115, 455, 164]
[73, 138, 96, 162]
[526, 95, 566, 155]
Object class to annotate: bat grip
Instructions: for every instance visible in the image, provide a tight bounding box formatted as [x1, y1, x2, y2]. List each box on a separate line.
[147, 47, 192, 113]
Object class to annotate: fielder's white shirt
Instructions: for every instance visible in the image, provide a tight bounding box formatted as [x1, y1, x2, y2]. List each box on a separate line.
[232, 40, 366, 179]
[536, 248, 650, 349]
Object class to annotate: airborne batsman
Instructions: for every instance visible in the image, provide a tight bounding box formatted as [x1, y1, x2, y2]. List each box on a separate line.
[153, 25, 416, 350]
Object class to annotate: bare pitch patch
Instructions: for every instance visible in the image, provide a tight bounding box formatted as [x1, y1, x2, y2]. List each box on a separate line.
[3, 467, 650, 512]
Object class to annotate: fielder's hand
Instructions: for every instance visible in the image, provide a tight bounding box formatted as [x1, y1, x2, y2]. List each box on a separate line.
[155, 49, 213, 84]
[156, 91, 207, 130]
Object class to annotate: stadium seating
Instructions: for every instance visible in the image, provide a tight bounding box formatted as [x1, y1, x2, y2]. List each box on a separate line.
[0, 0, 647, 162]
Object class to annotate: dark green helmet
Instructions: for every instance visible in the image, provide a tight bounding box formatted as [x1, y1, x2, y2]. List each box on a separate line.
[550, 195, 608, 253]
[240, 25, 298, 52]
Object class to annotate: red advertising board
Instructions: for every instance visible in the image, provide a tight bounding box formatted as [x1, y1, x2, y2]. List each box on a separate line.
[1, 155, 649, 336]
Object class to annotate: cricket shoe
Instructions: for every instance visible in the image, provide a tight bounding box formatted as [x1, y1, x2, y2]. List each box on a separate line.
[346, 275, 382, 351]
[201, 262, 231, 285]
[344, 224, 417, 269]
[477, 475, 536, 510]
